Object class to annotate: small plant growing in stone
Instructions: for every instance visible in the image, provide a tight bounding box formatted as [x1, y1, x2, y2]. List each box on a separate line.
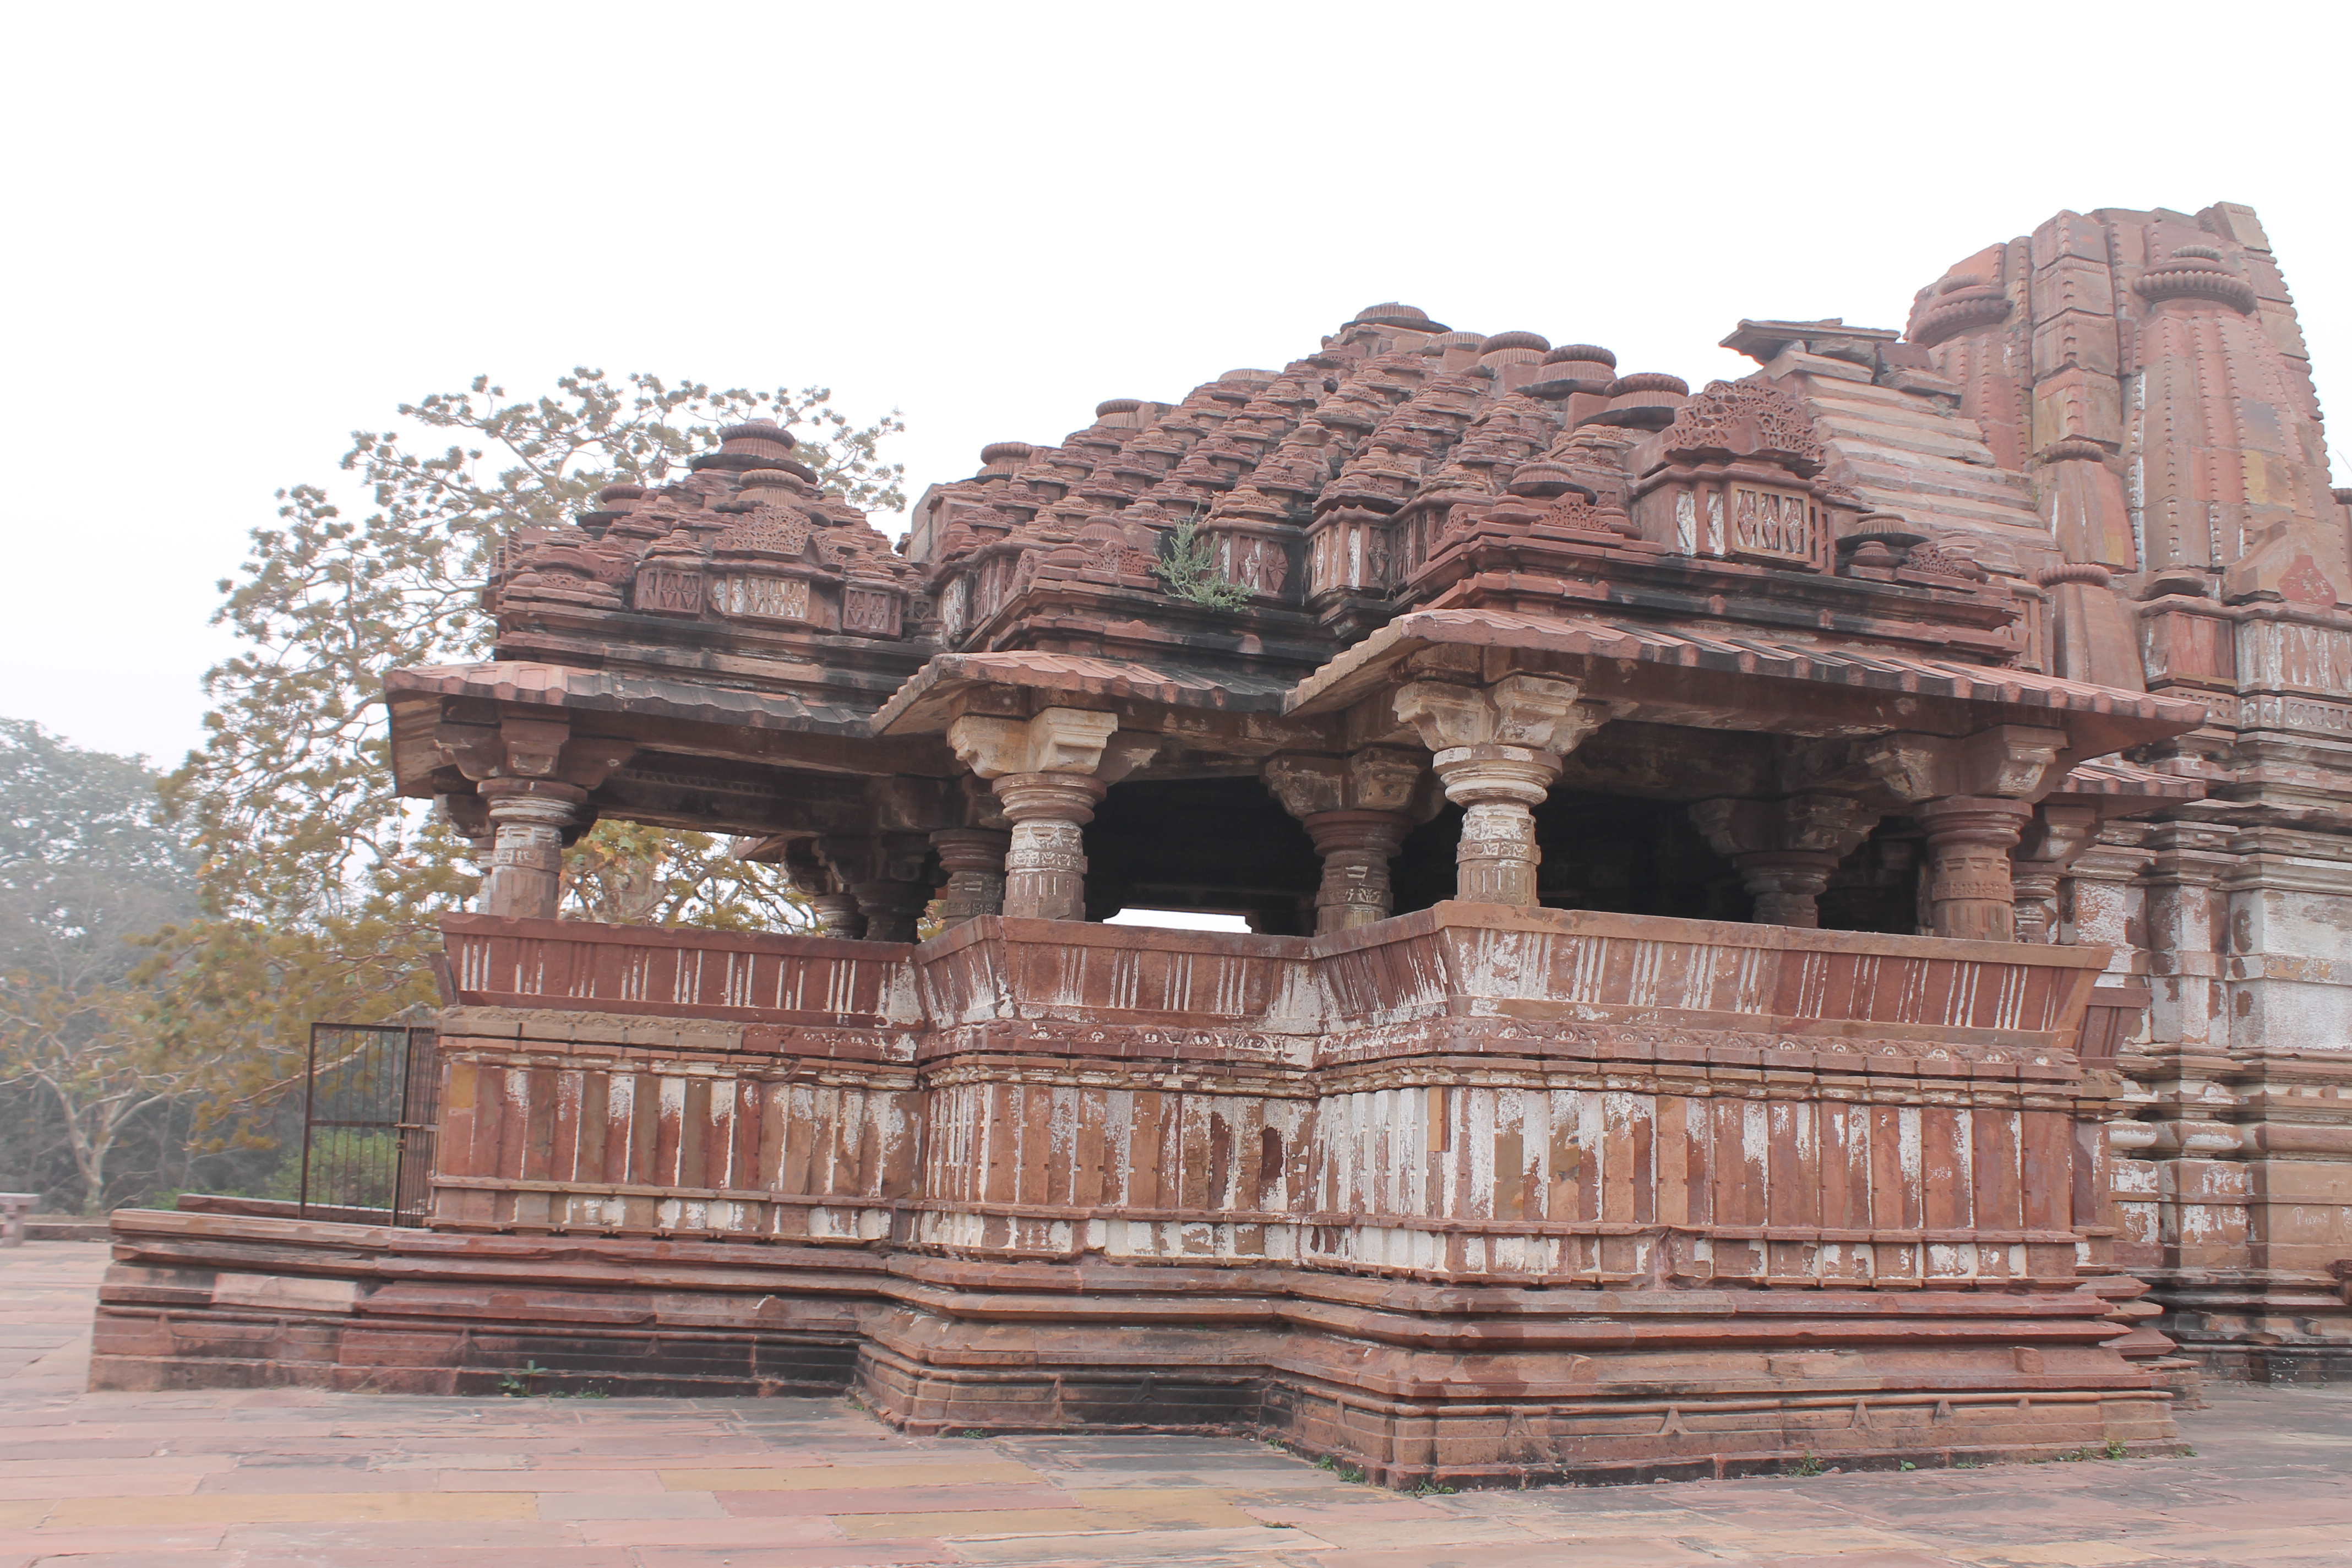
[497, 1360, 549, 1397]
[2104, 1438, 2127, 1459]
[1898, 1460, 1917, 1471]
[1153, 518, 1254, 612]
[1786, 1452, 1826, 1477]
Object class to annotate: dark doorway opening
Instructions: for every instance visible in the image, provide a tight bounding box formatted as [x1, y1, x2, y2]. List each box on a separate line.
[1392, 793, 1749, 921]
[1084, 777, 1323, 934]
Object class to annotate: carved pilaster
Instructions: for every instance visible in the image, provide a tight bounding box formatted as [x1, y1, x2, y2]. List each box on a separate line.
[1690, 793, 1879, 928]
[2141, 826, 2235, 1053]
[1393, 674, 1610, 908]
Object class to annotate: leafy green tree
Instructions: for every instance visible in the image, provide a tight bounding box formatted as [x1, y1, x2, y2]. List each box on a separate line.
[0, 720, 208, 1209]
[143, 373, 905, 1119]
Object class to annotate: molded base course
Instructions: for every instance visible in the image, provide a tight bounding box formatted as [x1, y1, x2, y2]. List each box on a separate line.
[90, 1211, 2179, 1484]
[2179, 1340, 2352, 1385]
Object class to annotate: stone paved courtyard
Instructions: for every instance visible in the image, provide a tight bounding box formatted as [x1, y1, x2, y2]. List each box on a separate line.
[5, 1243, 2349, 1567]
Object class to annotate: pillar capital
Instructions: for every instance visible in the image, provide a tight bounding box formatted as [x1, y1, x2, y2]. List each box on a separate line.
[781, 841, 865, 939]
[1393, 673, 1608, 756]
[1851, 726, 2068, 805]
[950, 706, 1147, 781]
[433, 716, 635, 792]
[1264, 749, 1429, 934]
[1262, 747, 1425, 818]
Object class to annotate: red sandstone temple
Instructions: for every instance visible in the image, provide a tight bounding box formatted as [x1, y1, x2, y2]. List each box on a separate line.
[97, 200, 2352, 1485]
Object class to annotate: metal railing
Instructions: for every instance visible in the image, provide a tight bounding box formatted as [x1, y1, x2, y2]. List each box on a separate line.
[299, 1023, 441, 1226]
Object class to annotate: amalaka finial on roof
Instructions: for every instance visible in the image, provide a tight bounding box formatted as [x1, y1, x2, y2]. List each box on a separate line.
[1349, 302, 1449, 333]
[2132, 246, 2258, 313]
[1477, 331, 1551, 368]
[1583, 372, 1689, 430]
[692, 418, 816, 481]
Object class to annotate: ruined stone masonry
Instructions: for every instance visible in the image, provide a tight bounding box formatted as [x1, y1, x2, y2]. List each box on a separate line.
[94, 200, 2352, 1486]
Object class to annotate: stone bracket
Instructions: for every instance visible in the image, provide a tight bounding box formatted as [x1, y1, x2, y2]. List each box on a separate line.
[1841, 725, 2070, 805]
[1393, 674, 1611, 755]
[949, 707, 1156, 782]
[1263, 747, 1429, 820]
[432, 716, 637, 792]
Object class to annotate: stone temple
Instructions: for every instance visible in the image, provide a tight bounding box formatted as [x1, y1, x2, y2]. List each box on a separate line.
[95, 200, 2352, 1485]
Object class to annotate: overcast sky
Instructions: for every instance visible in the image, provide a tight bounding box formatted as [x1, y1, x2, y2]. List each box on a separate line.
[4, 1, 2344, 766]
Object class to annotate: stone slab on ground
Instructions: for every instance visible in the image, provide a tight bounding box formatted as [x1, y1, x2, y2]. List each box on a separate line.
[10, 1242, 2352, 1566]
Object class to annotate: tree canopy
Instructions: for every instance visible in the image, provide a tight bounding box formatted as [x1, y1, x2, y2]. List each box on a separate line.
[0, 720, 205, 1208]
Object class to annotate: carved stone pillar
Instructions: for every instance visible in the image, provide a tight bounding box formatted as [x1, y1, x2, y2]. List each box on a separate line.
[1690, 793, 1879, 928]
[1301, 811, 1412, 932]
[478, 780, 586, 921]
[948, 707, 1158, 923]
[993, 773, 1108, 921]
[819, 831, 936, 944]
[2012, 803, 2100, 943]
[930, 827, 1011, 926]
[851, 879, 932, 943]
[780, 841, 866, 939]
[1264, 748, 1427, 933]
[1915, 796, 2033, 941]
[439, 792, 496, 881]
[430, 714, 634, 924]
[1393, 674, 1610, 909]
[809, 891, 867, 940]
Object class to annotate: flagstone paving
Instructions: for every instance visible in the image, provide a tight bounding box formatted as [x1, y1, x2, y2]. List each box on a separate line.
[5, 1241, 2349, 1567]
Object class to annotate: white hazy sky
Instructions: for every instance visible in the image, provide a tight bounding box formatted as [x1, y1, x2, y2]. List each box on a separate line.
[4, 1, 2345, 766]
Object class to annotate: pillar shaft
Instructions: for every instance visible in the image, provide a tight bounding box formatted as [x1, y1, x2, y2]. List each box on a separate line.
[931, 827, 1011, 927]
[852, 881, 932, 944]
[993, 772, 1107, 921]
[1735, 854, 1840, 928]
[808, 892, 867, 940]
[1916, 797, 2032, 941]
[1432, 745, 1561, 908]
[480, 782, 585, 921]
[1300, 809, 1413, 934]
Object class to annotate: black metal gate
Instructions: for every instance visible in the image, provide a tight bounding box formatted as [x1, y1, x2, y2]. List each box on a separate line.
[300, 1023, 441, 1225]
